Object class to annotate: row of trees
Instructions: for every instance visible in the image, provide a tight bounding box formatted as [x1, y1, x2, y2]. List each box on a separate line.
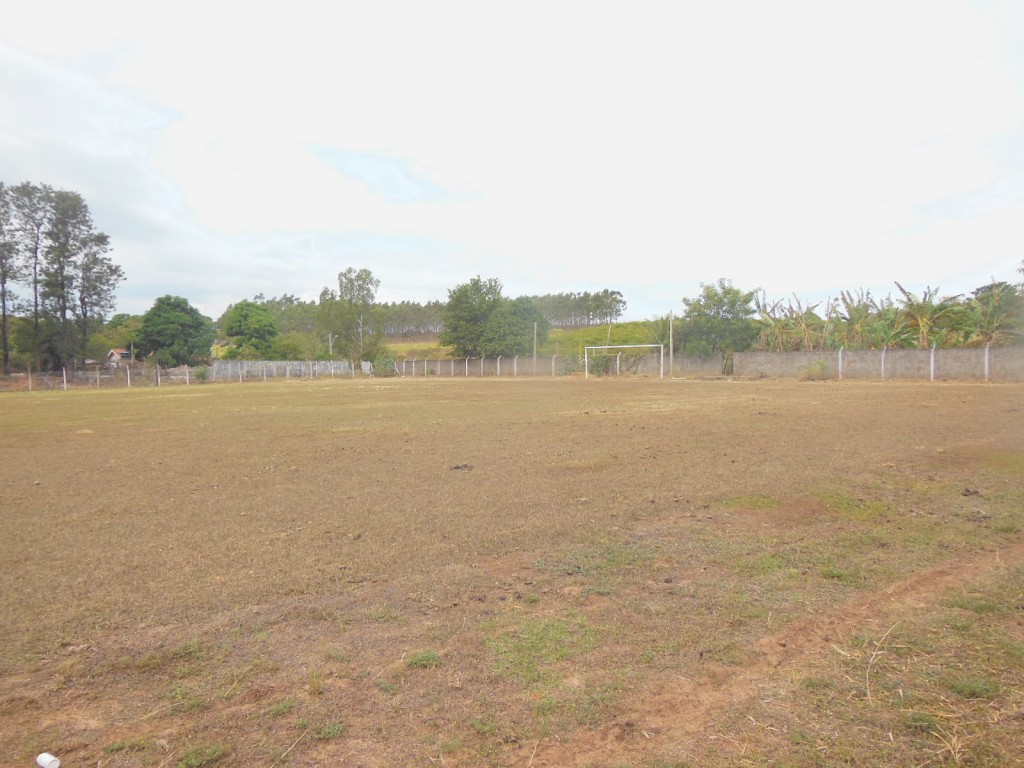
[0, 181, 124, 373]
[210, 273, 553, 363]
[113, 267, 1024, 370]
[1, 182, 1017, 373]
[529, 290, 626, 327]
[667, 271, 1023, 360]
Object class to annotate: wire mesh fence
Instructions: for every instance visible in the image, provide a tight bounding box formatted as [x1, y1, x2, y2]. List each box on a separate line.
[4, 345, 1022, 392]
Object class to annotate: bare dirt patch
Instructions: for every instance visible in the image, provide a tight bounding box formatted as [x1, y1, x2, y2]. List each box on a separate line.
[1, 378, 1022, 766]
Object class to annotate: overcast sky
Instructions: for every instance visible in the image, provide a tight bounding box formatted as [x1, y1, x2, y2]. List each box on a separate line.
[2, 1, 1023, 321]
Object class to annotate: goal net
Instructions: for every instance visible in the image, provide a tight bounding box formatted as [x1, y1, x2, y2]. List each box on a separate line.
[584, 344, 664, 378]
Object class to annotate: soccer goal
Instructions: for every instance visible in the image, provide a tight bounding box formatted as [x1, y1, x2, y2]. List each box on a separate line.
[584, 344, 664, 379]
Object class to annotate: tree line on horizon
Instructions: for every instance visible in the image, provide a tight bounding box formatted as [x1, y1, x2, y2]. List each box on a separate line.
[96, 276, 629, 368]
[2, 181, 1020, 373]
[152, 268, 1022, 369]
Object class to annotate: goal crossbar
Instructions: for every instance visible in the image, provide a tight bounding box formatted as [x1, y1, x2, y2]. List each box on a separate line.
[584, 344, 664, 379]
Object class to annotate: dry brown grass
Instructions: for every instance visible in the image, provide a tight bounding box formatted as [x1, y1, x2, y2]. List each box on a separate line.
[1, 378, 1022, 766]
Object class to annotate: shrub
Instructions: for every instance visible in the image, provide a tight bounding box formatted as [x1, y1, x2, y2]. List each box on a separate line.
[373, 352, 398, 377]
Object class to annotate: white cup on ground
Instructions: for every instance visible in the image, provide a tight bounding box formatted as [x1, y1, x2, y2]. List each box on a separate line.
[36, 754, 60, 768]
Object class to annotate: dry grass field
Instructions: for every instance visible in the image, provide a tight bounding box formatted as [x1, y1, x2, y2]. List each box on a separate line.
[1, 377, 1022, 767]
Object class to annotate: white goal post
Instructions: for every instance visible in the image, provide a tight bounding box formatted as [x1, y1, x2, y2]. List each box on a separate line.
[584, 344, 664, 379]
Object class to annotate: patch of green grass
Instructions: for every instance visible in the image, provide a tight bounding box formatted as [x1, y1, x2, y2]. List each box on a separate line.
[439, 737, 461, 753]
[735, 552, 787, 577]
[470, 717, 498, 736]
[531, 681, 621, 729]
[376, 678, 399, 694]
[484, 614, 599, 686]
[105, 737, 150, 753]
[312, 722, 346, 740]
[366, 603, 404, 624]
[406, 650, 442, 669]
[178, 744, 231, 768]
[904, 710, 940, 733]
[699, 641, 749, 666]
[945, 675, 999, 700]
[982, 450, 1024, 473]
[131, 638, 218, 678]
[819, 563, 862, 585]
[722, 494, 780, 510]
[947, 595, 1005, 614]
[817, 491, 890, 522]
[307, 669, 323, 695]
[267, 697, 296, 717]
[166, 684, 204, 713]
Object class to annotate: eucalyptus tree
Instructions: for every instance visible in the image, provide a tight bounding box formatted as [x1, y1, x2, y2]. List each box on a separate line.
[338, 267, 381, 361]
[9, 182, 53, 347]
[39, 190, 123, 366]
[76, 230, 122, 359]
[0, 183, 23, 372]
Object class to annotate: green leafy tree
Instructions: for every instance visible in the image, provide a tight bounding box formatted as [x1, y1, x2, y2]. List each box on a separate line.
[137, 295, 215, 366]
[104, 313, 142, 355]
[678, 279, 759, 359]
[1, 183, 122, 369]
[894, 282, 962, 349]
[86, 313, 141, 364]
[0, 182, 23, 373]
[480, 296, 549, 357]
[867, 295, 913, 349]
[440, 276, 504, 357]
[9, 182, 53, 354]
[964, 281, 1022, 346]
[221, 300, 278, 358]
[39, 190, 123, 367]
[830, 289, 875, 349]
[337, 267, 381, 361]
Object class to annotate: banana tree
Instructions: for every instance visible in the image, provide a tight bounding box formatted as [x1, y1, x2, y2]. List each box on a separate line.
[894, 283, 962, 349]
[963, 281, 1022, 346]
[832, 289, 875, 348]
